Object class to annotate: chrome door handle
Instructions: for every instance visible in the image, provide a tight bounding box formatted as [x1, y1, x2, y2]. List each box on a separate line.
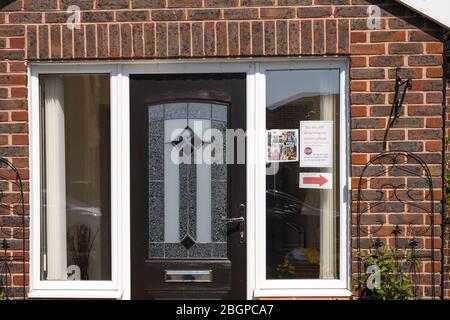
[221, 204, 246, 244]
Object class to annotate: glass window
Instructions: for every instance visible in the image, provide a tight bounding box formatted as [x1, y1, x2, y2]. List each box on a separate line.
[266, 69, 340, 280]
[40, 74, 111, 281]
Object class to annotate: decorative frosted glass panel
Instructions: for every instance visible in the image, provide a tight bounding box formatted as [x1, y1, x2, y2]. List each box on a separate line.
[148, 102, 228, 259]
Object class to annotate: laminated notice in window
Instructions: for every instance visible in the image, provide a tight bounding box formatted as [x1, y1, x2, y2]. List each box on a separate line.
[266, 129, 298, 162]
[299, 121, 333, 168]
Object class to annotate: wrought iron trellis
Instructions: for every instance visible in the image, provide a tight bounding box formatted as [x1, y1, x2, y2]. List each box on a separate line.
[0, 157, 26, 299]
[355, 151, 437, 299]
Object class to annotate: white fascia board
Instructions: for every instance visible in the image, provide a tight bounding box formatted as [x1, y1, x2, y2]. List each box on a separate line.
[395, 0, 450, 30]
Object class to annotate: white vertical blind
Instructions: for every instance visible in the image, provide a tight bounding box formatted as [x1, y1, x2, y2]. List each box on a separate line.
[319, 94, 336, 279]
[43, 76, 68, 280]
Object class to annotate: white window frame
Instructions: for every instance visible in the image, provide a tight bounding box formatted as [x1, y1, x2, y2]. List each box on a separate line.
[28, 64, 125, 299]
[28, 58, 350, 299]
[253, 61, 351, 298]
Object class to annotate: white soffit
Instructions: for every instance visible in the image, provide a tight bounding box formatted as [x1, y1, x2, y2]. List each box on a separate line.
[395, 0, 450, 30]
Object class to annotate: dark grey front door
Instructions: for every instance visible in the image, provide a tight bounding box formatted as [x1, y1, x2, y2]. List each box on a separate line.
[130, 73, 247, 299]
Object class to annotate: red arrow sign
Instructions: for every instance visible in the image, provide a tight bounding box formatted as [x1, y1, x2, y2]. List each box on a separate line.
[303, 175, 328, 186]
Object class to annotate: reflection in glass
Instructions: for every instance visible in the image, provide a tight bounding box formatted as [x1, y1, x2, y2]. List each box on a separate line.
[40, 74, 111, 280]
[266, 70, 340, 280]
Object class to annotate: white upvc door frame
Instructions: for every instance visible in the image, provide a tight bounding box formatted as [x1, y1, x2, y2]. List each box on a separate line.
[28, 58, 350, 300]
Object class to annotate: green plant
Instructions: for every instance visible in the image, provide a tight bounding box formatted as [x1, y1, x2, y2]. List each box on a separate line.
[0, 291, 5, 300]
[358, 245, 415, 300]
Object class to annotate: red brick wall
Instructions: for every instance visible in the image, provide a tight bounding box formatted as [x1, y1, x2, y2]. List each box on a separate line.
[0, 0, 447, 299]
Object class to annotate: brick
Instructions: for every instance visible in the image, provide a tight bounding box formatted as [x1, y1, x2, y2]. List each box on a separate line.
[351, 81, 366, 91]
[350, 43, 385, 55]
[338, 19, 349, 54]
[264, 21, 276, 56]
[352, 142, 384, 153]
[0, 26, 25, 37]
[85, 25, 97, 58]
[0, 75, 27, 86]
[313, 20, 324, 55]
[121, 24, 133, 58]
[223, 9, 258, 20]
[408, 129, 442, 140]
[12, 135, 28, 145]
[189, 9, 220, 21]
[168, 23, 180, 57]
[370, 31, 406, 42]
[45, 12, 69, 24]
[9, 13, 42, 24]
[279, 0, 311, 4]
[144, 23, 155, 57]
[204, 22, 215, 56]
[11, 88, 27, 98]
[10, 38, 25, 50]
[62, 25, 73, 59]
[335, 7, 367, 17]
[426, 67, 443, 78]
[326, 20, 337, 55]
[351, 31, 366, 43]
[50, 25, 62, 59]
[116, 11, 148, 22]
[156, 23, 168, 57]
[408, 105, 441, 116]
[351, 130, 367, 141]
[97, 0, 129, 9]
[301, 20, 312, 55]
[409, 55, 442, 66]
[252, 21, 264, 56]
[297, 7, 332, 18]
[152, 10, 185, 21]
[132, 24, 144, 58]
[426, 42, 443, 54]
[351, 93, 385, 104]
[0, 50, 24, 61]
[132, 0, 164, 8]
[109, 24, 121, 58]
[38, 25, 49, 60]
[411, 80, 442, 92]
[168, 0, 202, 6]
[276, 21, 287, 56]
[425, 118, 442, 128]
[73, 26, 85, 59]
[426, 141, 442, 152]
[390, 118, 424, 128]
[351, 106, 366, 117]
[239, 22, 252, 56]
[387, 68, 422, 79]
[261, 8, 295, 19]
[370, 105, 404, 117]
[242, 0, 274, 6]
[370, 80, 395, 92]
[352, 118, 385, 129]
[206, 0, 239, 6]
[97, 24, 109, 59]
[24, 0, 57, 10]
[289, 20, 300, 55]
[350, 68, 385, 79]
[388, 43, 423, 54]
[180, 23, 192, 57]
[82, 12, 114, 23]
[192, 22, 204, 56]
[409, 30, 440, 42]
[60, 0, 94, 9]
[350, 57, 366, 67]
[369, 56, 403, 67]
[371, 130, 405, 141]
[388, 141, 423, 152]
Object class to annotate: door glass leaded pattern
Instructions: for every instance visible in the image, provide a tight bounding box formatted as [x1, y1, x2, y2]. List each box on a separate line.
[148, 102, 228, 259]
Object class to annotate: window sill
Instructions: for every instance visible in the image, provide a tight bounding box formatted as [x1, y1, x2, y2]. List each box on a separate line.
[253, 289, 353, 298]
[27, 289, 123, 300]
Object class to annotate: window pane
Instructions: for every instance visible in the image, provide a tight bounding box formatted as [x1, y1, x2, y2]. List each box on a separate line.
[40, 74, 111, 281]
[266, 69, 340, 280]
